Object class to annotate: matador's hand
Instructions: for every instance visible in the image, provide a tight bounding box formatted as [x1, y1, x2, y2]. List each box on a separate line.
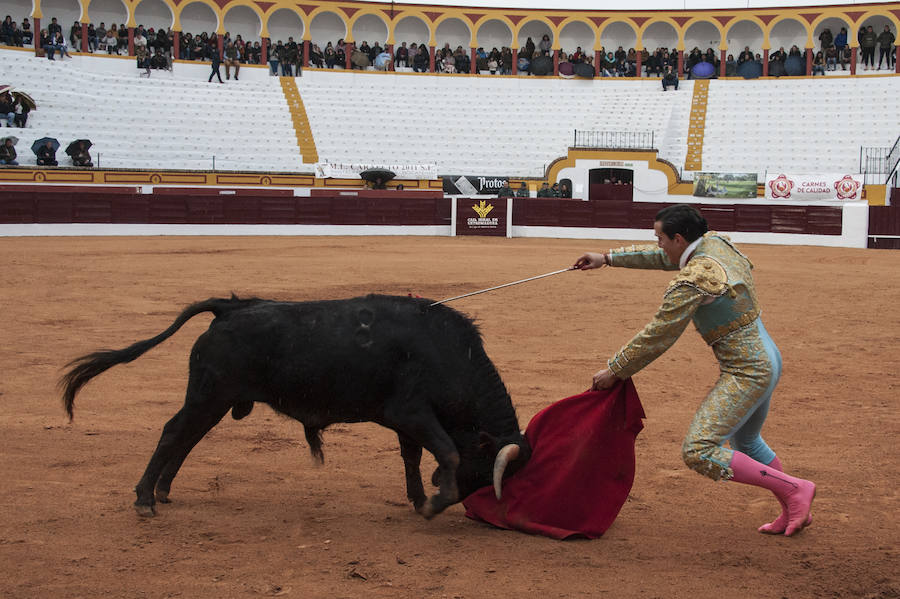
[592, 368, 619, 390]
[574, 252, 608, 270]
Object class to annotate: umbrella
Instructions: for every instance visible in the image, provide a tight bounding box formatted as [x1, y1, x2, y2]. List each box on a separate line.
[31, 137, 59, 155]
[737, 60, 762, 79]
[66, 139, 92, 156]
[768, 60, 786, 77]
[351, 50, 370, 68]
[530, 55, 553, 76]
[573, 62, 595, 78]
[0, 84, 12, 96]
[12, 91, 36, 111]
[2, 136, 19, 145]
[359, 168, 395, 189]
[558, 61, 574, 77]
[784, 55, 805, 76]
[691, 61, 715, 79]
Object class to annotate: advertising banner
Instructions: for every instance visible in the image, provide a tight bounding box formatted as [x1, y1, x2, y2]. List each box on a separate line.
[456, 198, 507, 236]
[315, 162, 438, 180]
[692, 173, 758, 198]
[443, 175, 509, 196]
[765, 173, 864, 201]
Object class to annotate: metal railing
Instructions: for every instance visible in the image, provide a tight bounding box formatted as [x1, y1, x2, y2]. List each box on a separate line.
[573, 130, 655, 150]
[885, 134, 900, 186]
[859, 145, 892, 185]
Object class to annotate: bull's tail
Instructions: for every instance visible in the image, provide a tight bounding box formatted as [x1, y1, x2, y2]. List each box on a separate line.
[60, 296, 262, 421]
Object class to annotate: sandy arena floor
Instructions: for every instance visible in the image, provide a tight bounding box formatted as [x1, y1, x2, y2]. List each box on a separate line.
[1, 235, 898, 599]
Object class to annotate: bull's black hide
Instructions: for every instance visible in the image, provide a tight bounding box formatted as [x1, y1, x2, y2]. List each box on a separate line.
[61, 295, 531, 518]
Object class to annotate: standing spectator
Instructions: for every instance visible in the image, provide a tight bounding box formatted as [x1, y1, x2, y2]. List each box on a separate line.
[538, 34, 551, 56]
[501, 46, 512, 74]
[725, 54, 737, 76]
[738, 46, 754, 64]
[87, 23, 98, 52]
[812, 51, 825, 75]
[818, 27, 833, 53]
[36, 140, 58, 165]
[537, 182, 552, 197]
[395, 41, 408, 68]
[860, 25, 877, 70]
[285, 37, 299, 75]
[208, 45, 223, 83]
[154, 28, 170, 56]
[515, 182, 529, 197]
[559, 182, 572, 198]
[117, 23, 128, 54]
[95, 22, 106, 51]
[48, 17, 61, 39]
[488, 47, 499, 74]
[21, 18, 33, 46]
[224, 41, 240, 80]
[524, 36, 535, 59]
[269, 40, 281, 74]
[0, 137, 18, 165]
[834, 27, 848, 52]
[407, 42, 418, 69]
[877, 25, 895, 70]
[278, 39, 292, 75]
[550, 183, 560, 197]
[322, 41, 335, 69]
[789, 44, 802, 58]
[133, 29, 147, 54]
[662, 64, 678, 90]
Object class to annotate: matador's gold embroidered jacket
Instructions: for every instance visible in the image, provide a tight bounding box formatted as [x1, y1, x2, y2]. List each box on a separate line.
[606, 232, 760, 379]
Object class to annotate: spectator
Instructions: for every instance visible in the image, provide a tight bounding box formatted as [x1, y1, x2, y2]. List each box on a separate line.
[454, 47, 469, 73]
[394, 41, 408, 68]
[789, 44, 802, 58]
[550, 182, 560, 197]
[812, 51, 825, 75]
[133, 29, 147, 54]
[488, 48, 499, 74]
[70, 21, 82, 50]
[2, 15, 22, 46]
[154, 28, 170, 56]
[537, 182, 552, 197]
[615, 45, 626, 63]
[515, 182, 529, 197]
[0, 92, 14, 127]
[524, 36, 535, 59]
[538, 34, 551, 56]
[770, 47, 786, 63]
[48, 17, 61, 39]
[497, 181, 514, 198]
[95, 22, 106, 51]
[877, 25, 895, 70]
[369, 41, 383, 63]
[136, 44, 150, 76]
[725, 54, 737, 76]
[71, 141, 93, 167]
[13, 96, 30, 127]
[323, 41, 335, 69]
[21, 18, 32, 46]
[249, 41, 261, 64]
[0, 137, 17, 165]
[646, 49, 661, 77]
[818, 27, 833, 53]
[825, 46, 838, 70]
[117, 24, 128, 54]
[104, 27, 118, 54]
[601, 51, 616, 77]
[87, 23, 97, 52]
[36, 140, 57, 165]
[208, 46, 223, 83]
[40, 29, 54, 59]
[375, 47, 392, 70]
[834, 27, 848, 52]
[662, 64, 678, 90]
[224, 41, 240, 80]
[559, 182, 572, 199]
[738, 46, 754, 65]
[413, 45, 429, 72]
[860, 25, 877, 70]
[310, 43, 324, 68]
[285, 37, 299, 75]
[839, 45, 852, 70]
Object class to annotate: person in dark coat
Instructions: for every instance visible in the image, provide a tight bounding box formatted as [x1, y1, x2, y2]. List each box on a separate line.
[37, 141, 58, 166]
[0, 138, 17, 165]
[877, 25, 895, 70]
[71, 142, 93, 167]
[208, 46, 223, 83]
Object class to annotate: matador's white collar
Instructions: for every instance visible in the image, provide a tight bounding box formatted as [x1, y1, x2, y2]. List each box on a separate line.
[679, 237, 703, 269]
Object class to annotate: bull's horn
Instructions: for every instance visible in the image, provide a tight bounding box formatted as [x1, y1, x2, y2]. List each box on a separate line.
[492, 444, 521, 500]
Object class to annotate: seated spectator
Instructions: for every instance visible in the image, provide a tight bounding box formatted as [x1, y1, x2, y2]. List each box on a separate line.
[394, 41, 408, 68]
[309, 43, 323, 68]
[2, 15, 23, 46]
[662, 64, 678, 90]
[370, 41, 383, 63]
[224, 41, 240, 80]
[725, 54, 737, 76]
[36, 140, 58, 165]
[408, 42, 418, 68]
[375, 48, 392, 70]
[825, 46, 838, 70]
[454, 47, 469, 73]
[602, 51, 616, 77]
[70, 21, 81, 49]
[133, 29, 147, 54]
[71, 142, 93, 167]
[87, 23, 97, 52]
[413, 46, 428, 72]
[515, 182, 529, 197]
[738, 46, 754, 64]
[249, 41, 261, 64]
[322, 41, 335, 69]
[812, 50, 825, 75]
[56, 30, 72, 58]
[136, 44, 151, 76]
[105, 27, 118, 54]
[117, 25, 128, 54]
[443, 51, 456, 73]
[13, 97, 30, 127]
[0, 92, 14, 127]
[770, 47, 786, 63]
[40, 29, 53, 58]
[21, 18, 33, 45]
[839, 45, 852, 70]
[645, 51, 661, 77]
[0, 137, 17, 165]
[789, 45, 802, 58]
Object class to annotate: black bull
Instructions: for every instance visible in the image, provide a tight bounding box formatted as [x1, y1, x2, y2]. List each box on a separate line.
[60, 295, 532, 518]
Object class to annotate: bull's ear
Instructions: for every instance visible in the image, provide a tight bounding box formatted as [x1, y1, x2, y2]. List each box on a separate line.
[478, 431, 499, 453]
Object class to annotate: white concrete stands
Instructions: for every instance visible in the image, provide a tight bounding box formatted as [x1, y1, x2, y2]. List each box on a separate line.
[0, 223, 453, 236]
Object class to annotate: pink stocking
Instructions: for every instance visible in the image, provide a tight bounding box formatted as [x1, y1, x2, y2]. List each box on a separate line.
[729, 452, 815, 536]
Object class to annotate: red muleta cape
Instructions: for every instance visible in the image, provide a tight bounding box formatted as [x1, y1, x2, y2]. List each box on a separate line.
[463, 380, 645, 540]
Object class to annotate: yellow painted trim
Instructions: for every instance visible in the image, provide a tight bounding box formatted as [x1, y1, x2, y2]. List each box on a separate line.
[279, 76, 319, 164]
[865, 184, 887, 206]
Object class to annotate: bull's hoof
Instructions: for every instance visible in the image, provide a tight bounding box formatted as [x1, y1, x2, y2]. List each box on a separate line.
[134, 503, 157, 517]
[416, 498, 439, 520]
[155, 489, 171, 503]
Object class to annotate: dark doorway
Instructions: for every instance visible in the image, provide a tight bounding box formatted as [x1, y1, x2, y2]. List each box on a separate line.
[589, 168, 634, 202]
